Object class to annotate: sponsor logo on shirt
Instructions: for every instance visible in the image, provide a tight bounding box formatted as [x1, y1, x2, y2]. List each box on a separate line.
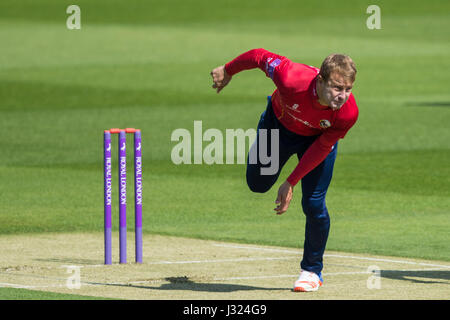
[286, 111, 313, 128]
[286, 103, 300, 112]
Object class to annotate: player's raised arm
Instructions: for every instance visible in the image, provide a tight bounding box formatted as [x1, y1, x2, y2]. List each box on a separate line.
[211, 48, 290, 94]
[210, 65, 232, 94]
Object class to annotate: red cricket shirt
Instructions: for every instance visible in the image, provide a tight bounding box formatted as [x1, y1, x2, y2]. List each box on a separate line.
[224, 48, 359, 186]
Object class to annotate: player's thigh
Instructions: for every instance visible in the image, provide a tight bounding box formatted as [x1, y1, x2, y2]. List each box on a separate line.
[246, 106, 292, 192]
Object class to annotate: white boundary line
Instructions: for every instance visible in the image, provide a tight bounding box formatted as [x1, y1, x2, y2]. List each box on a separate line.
[213, 243, 301, 255]
[212, 243, 450, 269]
[325, 254, 450, 269]
[147, 256, 296, 264]
[213, 268, 448, 281]
[214, 272, 369, 281]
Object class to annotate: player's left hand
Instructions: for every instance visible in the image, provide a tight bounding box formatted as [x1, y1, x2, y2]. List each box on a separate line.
[274, 181, 294, 215]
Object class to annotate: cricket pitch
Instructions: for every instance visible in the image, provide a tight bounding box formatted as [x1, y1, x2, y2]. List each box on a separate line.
[0, 233, 448, 300]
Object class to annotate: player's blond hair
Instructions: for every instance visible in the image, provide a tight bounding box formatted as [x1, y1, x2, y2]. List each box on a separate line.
[319, 54, 356, 83]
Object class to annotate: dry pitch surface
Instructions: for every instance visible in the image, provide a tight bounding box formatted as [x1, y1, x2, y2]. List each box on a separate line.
[0, 233, 449, 300]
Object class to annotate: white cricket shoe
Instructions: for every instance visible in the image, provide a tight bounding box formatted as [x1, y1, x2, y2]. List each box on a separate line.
[293, 270, 323, 292]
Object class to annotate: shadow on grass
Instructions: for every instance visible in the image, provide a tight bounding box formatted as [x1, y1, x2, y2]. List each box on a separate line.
[135, 276, 286, 292]
[381, 270, 450, 284]
[406, 101, 450, 107]
[31, 260, 287, 292]
[97, 276, 287, 293]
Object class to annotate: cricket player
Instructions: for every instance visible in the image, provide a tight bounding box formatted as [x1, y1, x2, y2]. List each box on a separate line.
[210, 48, 358, 292]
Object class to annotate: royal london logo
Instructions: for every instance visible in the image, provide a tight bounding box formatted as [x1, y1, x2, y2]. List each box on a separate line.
[286, 103, 300, 112]
[286, 111, 313, 128]
[319, 119, 331, 129]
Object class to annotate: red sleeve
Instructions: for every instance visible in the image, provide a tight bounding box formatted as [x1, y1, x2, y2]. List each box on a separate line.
[286, 138, 332, 186]
[224, 48, 290, 89]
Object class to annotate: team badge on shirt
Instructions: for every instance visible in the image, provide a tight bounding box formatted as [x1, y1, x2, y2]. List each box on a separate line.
[319, 119, 331, 129]
[265, 58, 282, 79]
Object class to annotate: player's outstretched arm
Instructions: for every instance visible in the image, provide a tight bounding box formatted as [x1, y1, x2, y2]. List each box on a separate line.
[210, 65, 232, 94]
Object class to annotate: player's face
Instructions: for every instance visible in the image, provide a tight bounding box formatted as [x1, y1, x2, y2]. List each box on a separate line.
[320, 73, 353, 110]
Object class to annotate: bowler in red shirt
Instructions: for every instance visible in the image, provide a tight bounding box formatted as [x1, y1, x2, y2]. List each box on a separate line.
[211, 48, 358, 292]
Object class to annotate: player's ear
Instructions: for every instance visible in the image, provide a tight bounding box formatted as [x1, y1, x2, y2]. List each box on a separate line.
[317, 74, 327, 88]
[317, 74, 324, 84]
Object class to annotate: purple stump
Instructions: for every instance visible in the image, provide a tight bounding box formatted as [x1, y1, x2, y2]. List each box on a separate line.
[134, 130, 143, 263]
[104, 131, 112, 265]
[119, 130, 127, 264]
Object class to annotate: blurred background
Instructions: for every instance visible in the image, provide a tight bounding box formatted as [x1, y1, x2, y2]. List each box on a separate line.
[0, 0, 448, 261]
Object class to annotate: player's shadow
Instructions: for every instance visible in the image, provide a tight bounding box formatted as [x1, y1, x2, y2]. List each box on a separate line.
[380, 270, 450, 284]
[132, 276, 286, 292]
[406, 101, 450, 107]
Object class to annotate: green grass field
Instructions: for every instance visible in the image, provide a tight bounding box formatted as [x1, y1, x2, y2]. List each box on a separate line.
[0, 287, 112, 300]
[0, 0, 449, 299]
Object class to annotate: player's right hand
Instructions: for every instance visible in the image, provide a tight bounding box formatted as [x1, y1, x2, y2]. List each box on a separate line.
[274, 181, 294, 215]
[210, 65, 231, 93]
